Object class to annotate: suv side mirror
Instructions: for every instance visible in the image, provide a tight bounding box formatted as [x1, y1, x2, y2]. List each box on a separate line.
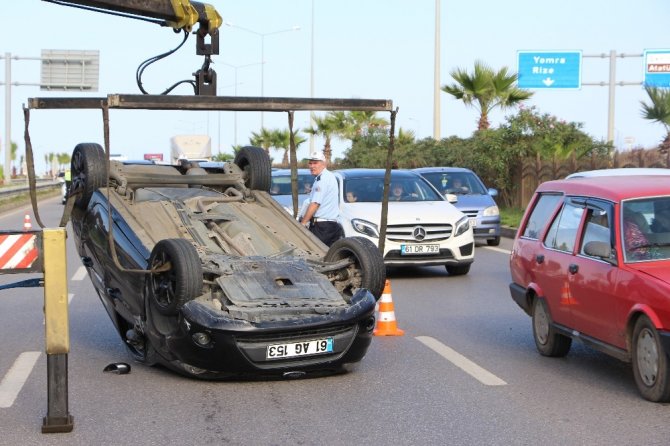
[488, 188, 498, 197]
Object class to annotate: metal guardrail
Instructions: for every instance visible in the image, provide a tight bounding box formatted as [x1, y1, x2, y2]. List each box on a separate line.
[0, 180, 61, 200]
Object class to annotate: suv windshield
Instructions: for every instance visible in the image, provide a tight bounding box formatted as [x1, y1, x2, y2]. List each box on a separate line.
[420, 172, 487, 195]
[270, 173, 315, 195]
[343, 177, 442, 203]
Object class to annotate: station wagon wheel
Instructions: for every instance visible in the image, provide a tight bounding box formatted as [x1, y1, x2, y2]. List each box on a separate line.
[147, 239, 203, 316]
[531, 298, 571, 357]
[632, 315, 670, 402]
[70, 142, 107, 209]
[324, 237, 386, 301]
[234, 146, 271, 191]
[487, 236, 501, 247]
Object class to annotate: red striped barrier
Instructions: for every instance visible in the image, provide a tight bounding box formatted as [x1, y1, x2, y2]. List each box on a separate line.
[0, 233, 39, 269]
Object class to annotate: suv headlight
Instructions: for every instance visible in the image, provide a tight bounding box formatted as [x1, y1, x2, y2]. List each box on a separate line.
[483, 205, 499, 217]
[453, 215, 470, 237]
[351, 218, 379, 238]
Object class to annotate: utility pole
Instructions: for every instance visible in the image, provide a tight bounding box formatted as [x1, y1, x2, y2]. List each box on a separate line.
[582, 50, 642, 144]
[433, 0, 441, 140]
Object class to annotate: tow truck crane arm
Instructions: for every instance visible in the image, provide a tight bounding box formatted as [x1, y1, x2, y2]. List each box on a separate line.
[44, 0, 223, 95]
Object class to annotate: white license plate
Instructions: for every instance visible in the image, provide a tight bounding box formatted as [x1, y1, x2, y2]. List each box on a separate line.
[400, 244, 440, 255]
[266, 338, 334, 359]
[469, 218, 477, 228]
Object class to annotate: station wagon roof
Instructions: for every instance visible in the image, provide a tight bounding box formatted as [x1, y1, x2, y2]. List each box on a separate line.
[537, 175, 670, 202]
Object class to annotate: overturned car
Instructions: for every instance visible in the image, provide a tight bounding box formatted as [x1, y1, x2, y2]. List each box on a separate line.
[68, 143, 386, 379]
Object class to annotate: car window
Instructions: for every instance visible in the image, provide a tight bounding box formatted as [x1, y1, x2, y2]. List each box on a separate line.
[270, 173, 315, 195]
[622, 197, 670, 262]
[420, 172, 487, 195]
[579, 202, 613, 257]
[544, 200, 584, 253]
[343, 177, 442, 203]
[521, 193, 562, 239]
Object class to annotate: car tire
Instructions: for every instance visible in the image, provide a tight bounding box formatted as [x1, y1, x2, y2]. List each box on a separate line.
[632, 315, 670, 402]
[147, 239, 203, 316]
[234, 146, 271, 191]
[532, 298, 571, 357]
[71, 142, 107, 210]
[487, 236, 501, 246]
[445, 264, 470, 276]
[324, 237, 386, 301]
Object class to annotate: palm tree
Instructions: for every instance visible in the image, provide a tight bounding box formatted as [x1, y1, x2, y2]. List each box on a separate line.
[270, 129, 306, 167]
[57, 152, 71, 171]
[348, 111, 389, 137]
[304, 115, 340, 163]
[249, 128, 275, 155]
[442, 60, 533, 131]
[641, 86, 670, 166]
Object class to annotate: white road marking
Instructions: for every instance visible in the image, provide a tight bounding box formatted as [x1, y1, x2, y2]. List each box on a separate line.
[416, 336, 507, 386]
[71, 266, 87, 281]
[482, 246, 511, 255]
[0, 351, 41, 408]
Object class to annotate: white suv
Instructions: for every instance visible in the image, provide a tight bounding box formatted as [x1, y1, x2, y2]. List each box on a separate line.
[335, 169, 474, 275]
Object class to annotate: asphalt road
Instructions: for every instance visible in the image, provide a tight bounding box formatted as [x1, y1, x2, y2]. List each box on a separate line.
[0, 197, 668, 446]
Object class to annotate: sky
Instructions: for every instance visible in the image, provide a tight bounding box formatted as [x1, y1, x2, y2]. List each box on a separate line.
[2, 0, 669, 174]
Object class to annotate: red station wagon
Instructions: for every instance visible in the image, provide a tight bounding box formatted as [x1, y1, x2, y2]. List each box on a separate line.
[509, 175, 670, 402]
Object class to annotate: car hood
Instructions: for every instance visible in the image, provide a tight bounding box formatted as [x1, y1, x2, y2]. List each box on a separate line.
[340, 201, 464, 225]
[451, 194, 496, 209]
[628, 261, 670, 284]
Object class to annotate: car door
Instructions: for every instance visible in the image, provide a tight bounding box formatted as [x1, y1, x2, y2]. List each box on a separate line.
[567, 199, 620, 345]
[540, 197, 585, 328]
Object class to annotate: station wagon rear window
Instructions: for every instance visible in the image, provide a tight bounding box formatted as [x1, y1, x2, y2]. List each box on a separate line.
[522, 193, 562, 239]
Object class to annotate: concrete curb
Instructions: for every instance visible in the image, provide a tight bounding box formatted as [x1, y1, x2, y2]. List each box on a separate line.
[501, 226, 517, 239]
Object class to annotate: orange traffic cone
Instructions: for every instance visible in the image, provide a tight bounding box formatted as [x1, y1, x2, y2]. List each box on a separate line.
[373, 279, 404, 336]
[23, 214, 32, 231]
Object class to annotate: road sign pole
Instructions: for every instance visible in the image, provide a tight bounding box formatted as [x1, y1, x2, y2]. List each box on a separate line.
[4, 53, 11, 185]
[608, 50, 616, 143]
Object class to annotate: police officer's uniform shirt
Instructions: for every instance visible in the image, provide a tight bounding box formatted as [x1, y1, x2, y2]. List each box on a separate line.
[310, 168, 339, 219]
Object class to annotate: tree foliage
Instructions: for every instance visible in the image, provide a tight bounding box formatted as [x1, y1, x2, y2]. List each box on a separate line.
[442, 61, 533, 130]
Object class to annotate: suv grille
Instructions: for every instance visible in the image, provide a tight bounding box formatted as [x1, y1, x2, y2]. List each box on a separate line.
[386, 223, 453, 242]
[460, 209, 479, 218]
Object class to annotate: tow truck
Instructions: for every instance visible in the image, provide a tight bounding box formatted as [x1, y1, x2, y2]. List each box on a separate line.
[13, 0, 400, 434]
[45, 0, 223, 95]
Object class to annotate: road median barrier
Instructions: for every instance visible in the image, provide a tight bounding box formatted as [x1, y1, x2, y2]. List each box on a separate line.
[0, 225, 73, 433]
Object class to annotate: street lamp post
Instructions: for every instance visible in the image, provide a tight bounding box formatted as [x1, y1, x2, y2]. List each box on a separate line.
[225, 23, 300, 128]
[433, 0, 441, 140]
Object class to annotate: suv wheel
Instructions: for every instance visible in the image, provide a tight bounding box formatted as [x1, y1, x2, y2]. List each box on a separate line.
[445, 264, 470, 276]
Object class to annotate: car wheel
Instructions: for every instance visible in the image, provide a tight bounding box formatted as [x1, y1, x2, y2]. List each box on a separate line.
[532, 298, 571, 357]
[487, 236, 501, 246]
[632, 315, 670, 402]
[445, 264, 470, 276]
[71, 142, 107, 210]
[147, 239, 203, 316]
[324, 237, 386, 301]
[234, 146, 271, 191]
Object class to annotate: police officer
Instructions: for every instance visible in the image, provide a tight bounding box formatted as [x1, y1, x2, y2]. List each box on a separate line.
[300, 151, 343, 246]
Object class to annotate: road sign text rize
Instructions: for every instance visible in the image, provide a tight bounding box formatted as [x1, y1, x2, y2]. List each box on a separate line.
[517, 51, 582, 89]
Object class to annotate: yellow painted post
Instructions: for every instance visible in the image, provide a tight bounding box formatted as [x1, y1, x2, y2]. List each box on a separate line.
[43, 228, 69, 354]
[41, 228, 73, 433]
